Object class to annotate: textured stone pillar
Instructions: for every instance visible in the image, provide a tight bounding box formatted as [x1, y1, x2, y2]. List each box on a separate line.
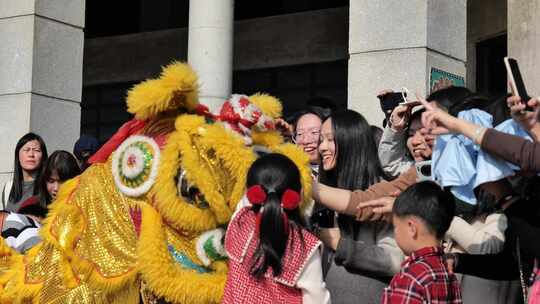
[0, 0, 85, 184]
[348, 0, 467, 126]
[508, 0, 540, 96]
[188, 0, 234, 112]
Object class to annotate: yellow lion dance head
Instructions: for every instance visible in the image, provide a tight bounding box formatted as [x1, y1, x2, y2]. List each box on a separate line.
[0, 62, 312, 304]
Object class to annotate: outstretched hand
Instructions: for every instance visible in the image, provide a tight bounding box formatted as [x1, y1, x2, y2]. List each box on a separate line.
[355, 190, 400, 223]
[418, 93, 458, 135]
[507, 96, 540, 137]
[275, 118, 293, 137]
[358, 196, 394, 212]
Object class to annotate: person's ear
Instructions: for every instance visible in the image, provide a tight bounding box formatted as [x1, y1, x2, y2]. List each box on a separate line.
[407, 218, 418, 240]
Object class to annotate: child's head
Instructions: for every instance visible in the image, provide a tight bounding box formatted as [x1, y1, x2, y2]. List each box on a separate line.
[246, 153, 304, 278]
[40, 151, 81, 203]
[392, 181, 455, 255]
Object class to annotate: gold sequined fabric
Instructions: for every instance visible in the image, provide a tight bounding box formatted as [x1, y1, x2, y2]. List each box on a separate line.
[0, 255, 10, 277]
[25, 243, 56, 285]
[45, 285, 104, 304]
[69, 163, 139, 277]
[23, 243, 104, 304]
[21, 162, 141, 303]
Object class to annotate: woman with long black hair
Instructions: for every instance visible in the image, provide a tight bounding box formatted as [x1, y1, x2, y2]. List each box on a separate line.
[315, 109, 404, 304]
[1, 133, 48, 211]
[223, 153, 330, 304]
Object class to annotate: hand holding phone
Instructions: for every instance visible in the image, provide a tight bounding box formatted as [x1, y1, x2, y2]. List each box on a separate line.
[504, 57, 533, 111]
[399, 100, 421, 107]
[378, 92, 405, 116]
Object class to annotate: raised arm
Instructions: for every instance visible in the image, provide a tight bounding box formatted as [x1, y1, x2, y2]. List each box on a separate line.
[378, 105, 416, 177]
[312, 166, 417, 217]
[480, 128, 540, 172]
[421, 96, 540, 172]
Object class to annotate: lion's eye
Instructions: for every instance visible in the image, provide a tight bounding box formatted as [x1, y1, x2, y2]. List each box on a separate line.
[112, 135, 160, 197]
[176, 168, 209, 209]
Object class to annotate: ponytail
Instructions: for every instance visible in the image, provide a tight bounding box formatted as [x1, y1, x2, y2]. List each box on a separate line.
[244, 153, 304, 279]
[250, 192, 288, 278]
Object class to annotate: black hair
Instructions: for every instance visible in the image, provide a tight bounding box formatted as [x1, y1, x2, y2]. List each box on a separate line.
[393, 181, 455, 239]
[482, 93, 512, 126]
[291, 106, 330, 131]
[18, 200, 48, 218]
[38, 150, 81, 206]
[406, 109, 426, 138]
[9, 133, 48, 203]
[426, 86, 488, 116]
[247, 153, 305, 278]
[320, 110, 388, 190]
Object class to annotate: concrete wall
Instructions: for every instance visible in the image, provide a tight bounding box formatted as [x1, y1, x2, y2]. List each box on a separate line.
[466, 0, 507, 91]
[83, 7, 348, 86]
[0, 0, 84, 186]
[348, 0, 467, 126]
[508, 0, 540, 97]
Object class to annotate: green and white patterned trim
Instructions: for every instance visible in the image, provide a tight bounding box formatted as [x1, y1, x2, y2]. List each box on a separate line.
[195, 228, 227, 266]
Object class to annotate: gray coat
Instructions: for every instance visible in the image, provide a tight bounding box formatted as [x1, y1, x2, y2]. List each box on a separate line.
[323, 215, 404, 304]
[377, 126, 414, 178]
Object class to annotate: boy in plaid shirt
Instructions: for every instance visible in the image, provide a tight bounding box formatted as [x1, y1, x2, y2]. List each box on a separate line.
[382, 181, 462, 304]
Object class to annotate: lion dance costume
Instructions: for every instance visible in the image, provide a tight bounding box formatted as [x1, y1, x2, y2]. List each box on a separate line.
[0, 63, 312, 303]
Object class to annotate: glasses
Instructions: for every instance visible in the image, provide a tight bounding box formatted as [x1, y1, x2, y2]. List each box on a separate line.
[292, 129, 320, 143]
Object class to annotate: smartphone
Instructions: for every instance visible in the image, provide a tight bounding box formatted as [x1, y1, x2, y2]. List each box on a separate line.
[378, 92, 406, 113]
[504, 57, 533, 111]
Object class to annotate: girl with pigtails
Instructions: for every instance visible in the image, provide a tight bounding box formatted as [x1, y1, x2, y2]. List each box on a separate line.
[222, 153, 331, 304]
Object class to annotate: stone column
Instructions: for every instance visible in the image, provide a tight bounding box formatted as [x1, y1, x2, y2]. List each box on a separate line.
[188, 0, 234, 112]
[0, 0, 85, 184]
[348, 0, 467, 126]
[508, 0, 540, 96]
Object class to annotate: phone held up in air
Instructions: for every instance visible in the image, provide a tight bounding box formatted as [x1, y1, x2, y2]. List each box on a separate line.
[504, 57, 533, 111]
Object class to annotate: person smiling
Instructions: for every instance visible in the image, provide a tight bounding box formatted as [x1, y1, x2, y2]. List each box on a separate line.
[1, 133, 48, 212]
[292, 106, 330, 177]
[316, 109, 404, 304]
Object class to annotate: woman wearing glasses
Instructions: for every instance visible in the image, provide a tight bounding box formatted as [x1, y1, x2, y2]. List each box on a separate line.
[291, 106, 330, 178]
[289, 106, 331, 226]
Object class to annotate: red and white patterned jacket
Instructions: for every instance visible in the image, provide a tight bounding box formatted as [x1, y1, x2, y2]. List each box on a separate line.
[223, 207, 322, 304]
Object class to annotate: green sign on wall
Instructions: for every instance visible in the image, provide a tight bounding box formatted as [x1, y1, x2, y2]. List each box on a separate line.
[430, 67, 465, 93]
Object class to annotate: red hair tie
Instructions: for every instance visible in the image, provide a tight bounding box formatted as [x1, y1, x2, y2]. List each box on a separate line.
[246, 185, 301, 209]
[281, 189, 301, 210]
[247, 185, 301, 235]
[246, 185, 267, 205]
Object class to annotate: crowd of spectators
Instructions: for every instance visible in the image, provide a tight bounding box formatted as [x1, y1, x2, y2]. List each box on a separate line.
[281, 87, 539, 304]
[1, 83, 539, 303]
[0, 134, 98, 253]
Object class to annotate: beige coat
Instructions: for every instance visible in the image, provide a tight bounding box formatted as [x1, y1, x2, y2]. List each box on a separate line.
[445, 213, 521, 304]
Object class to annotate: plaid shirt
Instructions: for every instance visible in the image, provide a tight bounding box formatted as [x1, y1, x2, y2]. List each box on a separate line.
[381, 246, 462, 304]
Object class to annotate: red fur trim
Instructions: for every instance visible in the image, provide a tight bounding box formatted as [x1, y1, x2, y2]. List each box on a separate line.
[88, 119, 146, 164]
